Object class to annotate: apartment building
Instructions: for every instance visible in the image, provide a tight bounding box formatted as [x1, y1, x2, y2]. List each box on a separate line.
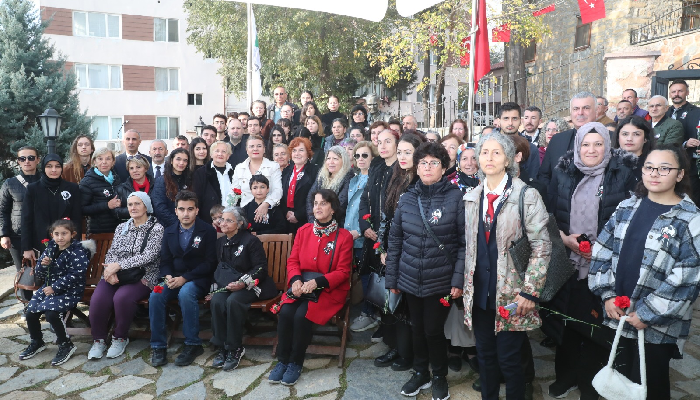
[34, 0, 224, 153]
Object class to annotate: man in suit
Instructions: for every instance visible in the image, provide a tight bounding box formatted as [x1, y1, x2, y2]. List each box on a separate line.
[666, 79, 700, 203]
[114, 129, 152, 182]
[497, 102, 540, 180]
[149, 190, 217, 367]
[149, 139, 168, 179]
[538, 91, 597, 209]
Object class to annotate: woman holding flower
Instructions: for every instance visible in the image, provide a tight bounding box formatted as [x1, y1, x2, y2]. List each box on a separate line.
[209, 207, 277, 371]
[462, 132, 551, 400]
[589, 145, 700, 400]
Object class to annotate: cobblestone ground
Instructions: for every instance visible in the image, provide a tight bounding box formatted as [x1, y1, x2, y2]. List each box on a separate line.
[0, 266, 697, 399]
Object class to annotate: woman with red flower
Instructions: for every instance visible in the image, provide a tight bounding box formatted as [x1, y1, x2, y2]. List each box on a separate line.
[589, 146, 700, 400]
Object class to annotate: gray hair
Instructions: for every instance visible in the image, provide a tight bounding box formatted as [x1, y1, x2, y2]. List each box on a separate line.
[649, 95, 668, 106]
[570, 91, 597, 107]
[151, 139, 168, 151]
[475, 132, 518, 179]
[539, 118, 570, 147]
[596, 96, 609, 106]
[124, 129, 141, 139]
[222, 207, 248, 230]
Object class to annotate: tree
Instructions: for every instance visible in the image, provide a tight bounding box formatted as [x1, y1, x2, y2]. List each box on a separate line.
[0, 0, 91, 179]
[185, 0, 378, 111]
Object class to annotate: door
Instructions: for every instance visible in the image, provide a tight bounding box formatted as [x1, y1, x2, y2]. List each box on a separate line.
[651, 76, 669, 97]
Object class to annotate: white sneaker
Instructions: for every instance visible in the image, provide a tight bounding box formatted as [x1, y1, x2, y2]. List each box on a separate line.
[88, 339, 107, 360]
[106, 337, 129, 358]
[350, 313, 379, 332]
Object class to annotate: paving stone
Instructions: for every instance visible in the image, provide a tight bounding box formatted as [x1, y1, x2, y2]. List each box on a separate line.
[0, 368, 16, 381]
[0, 269, 17, 300]
[0, 338, 25, 354]
[156, 364, 203, 395]
[533, 358, 555, 379]
[211, 363, 269, 397]
[16, 331, 56, 343]
[73, 341, 92, 355]
[243, 345, 275, 362]
[359, 342, 390, 358]
[529, 339, 555, 357]
[9, 347, 55, 367]
[0, 324, 24, 338]
[80, 375, 153, 400]
[671, 353, 700, 379]
[0, 301, 16, 308]
[0, 355, 6, 366]
[58, 356, 85, 371]
[241, 380, 289, 400]
[295, 366, 343, 397]
[0, 368, 60, 395]
[343, 358, 415, 400]
[346, 347, 359, 358]
[110, 358, 157, 376]
[193, 345, 215, 365]
[82, 354, 126, 373]
[445, 382, 482, 400]
[671, 389, 687, 400]
[167, 381, 206, 400]
[304, 357, 331, 369]
[312, 392, 338, 400]
[45, 373, 109, 396]
[124, 395, 153, 400]
[239, 358, 253, 367]
[675, 379, 700, 398]
[0, 304, 23, 320]
[0, 390, 47, 400]
[125, 340, 150, 358]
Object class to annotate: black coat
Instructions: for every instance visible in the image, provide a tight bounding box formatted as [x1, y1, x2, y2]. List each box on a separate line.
[159, 217, 217, 291]
[80, 168, 122, 234]
[0, 174, 40, 240]
[21, 180, 82, 252]
[358, 157, 395, 273]
[243, 200, 286, 234]
[385, 178, 465, 297]
[538, 128, 576, 210]
[114, 175, 155, 220]
[227, 135, 249, 170]
[114, 152, 152, 183]
[281, 162, 319, 233]
[215, 231, 277, 299]
[192, 161, 234, 223]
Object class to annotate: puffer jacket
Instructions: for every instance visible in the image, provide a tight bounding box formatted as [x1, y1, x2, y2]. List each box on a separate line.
[0, 174, 40, 239]
[462, 177, 551, 332]
[385, 178, 465, 297]
[554, 148, 637, 235]
[80, 168, 122, 234]
[114, 175, 154, 221]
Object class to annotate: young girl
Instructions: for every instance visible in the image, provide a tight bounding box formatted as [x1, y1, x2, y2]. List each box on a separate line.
[19, 219, 95, 366]
[243, 175, 284, 234]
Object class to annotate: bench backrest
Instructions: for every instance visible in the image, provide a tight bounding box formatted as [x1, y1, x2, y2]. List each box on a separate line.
[85, 233, 114, 287]
[257, 233, 293, 291]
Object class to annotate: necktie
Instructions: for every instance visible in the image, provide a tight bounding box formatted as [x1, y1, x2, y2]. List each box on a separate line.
[671, 108, 678, 120]
[485, 193, 499, 243]
[155, 166, 161, 179]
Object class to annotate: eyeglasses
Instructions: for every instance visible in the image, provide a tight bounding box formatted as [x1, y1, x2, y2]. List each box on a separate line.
[642, 166, 680, 176]
[647, 104, 664, 108]
[545, 128, 558, 133]
[17, 156, 37, 162]
[354, 153, 369, 159]
[418, 160, 442, 168]
[127, 154, 144, 161]
[216, 218, 237, 225]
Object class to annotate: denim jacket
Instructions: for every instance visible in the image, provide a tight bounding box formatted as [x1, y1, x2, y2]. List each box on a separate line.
[344, 174, 368, 249]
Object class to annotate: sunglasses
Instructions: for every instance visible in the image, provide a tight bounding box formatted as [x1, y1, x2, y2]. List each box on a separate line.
[354, 153, 370, 159]
[127, 154, 144, 161]
[17, 156, 37, 162]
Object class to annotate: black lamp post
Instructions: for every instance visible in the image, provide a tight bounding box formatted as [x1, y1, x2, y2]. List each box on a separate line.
[194, 116, 204, 137]
[38, 107, 62, 155]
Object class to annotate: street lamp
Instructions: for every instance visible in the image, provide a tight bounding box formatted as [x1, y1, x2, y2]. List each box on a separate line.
[194, 116, 204, 137]
[38, 107, 62, 155]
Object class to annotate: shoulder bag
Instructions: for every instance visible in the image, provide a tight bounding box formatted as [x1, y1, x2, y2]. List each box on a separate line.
[286, 231, 339, 303]
[14, 258, 43, 303]
[115, 221, 156, 286]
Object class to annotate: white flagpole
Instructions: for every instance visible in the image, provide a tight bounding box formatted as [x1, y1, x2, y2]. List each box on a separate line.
[246, 2, 253, 108]
[467, 0, 478, 141]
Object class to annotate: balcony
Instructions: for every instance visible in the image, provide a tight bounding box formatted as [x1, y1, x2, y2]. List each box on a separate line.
[630, 1, 700, 45]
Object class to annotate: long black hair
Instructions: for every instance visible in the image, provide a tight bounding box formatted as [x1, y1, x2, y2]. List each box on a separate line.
[164, 148, 191, 201]
[634, 144, 690, 198]
[385, 133, 425, 218]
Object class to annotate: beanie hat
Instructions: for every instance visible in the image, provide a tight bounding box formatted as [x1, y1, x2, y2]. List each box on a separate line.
[127, 191, 153, 214]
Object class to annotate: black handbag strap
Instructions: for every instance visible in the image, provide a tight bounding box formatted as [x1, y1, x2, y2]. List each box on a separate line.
[139, 219, 157, 253]
[327, 231, 340, 273]
[517, 185, 531, 239]
[417, 196, 455, 266]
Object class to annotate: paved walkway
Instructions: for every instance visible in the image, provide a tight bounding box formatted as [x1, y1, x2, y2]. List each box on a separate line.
[0, 282, 697, 399]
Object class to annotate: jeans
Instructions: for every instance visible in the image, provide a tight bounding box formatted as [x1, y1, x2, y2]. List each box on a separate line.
[359, 272, 376, 316]
[149, 281, 205, 348]
[89, 279, 151, 341]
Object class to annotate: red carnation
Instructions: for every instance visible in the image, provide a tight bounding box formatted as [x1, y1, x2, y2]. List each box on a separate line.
[373, 242, 380, 250]
[63, 217, 70, 220]
[41, 239, 50, 245]
[233, 188, 242, 195]
[247, 223, 252, 229]
[440, 298, 449, 306]
[498, 306, 510, 319]
[362, 214, 371, 221]
[254, 279, 259, 286]
[579, 241, 591, 253]
[614, 296, 630, 309]
[153, 285, 163, 293]
[270, 303, 281, 314]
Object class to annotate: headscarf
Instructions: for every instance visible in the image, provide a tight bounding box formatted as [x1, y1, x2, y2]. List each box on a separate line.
[40, 154, 63, 190]
[569, 121, 611, 278]
[452, 143, 479, 192]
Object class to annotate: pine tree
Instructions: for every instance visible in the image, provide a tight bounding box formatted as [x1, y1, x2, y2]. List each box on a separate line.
[0, 0, 91, 180]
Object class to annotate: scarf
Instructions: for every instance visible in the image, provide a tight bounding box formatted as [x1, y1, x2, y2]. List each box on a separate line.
[569, 122, 612, 279]
[94, 167, 115, 185]
[313, 218, 338, 237]
[132, 178, 150, 193]
[287, 163, 305, 208]
[40, 154, 63, 191]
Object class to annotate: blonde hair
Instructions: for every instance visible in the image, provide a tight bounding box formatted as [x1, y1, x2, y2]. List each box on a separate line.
[92, 147, 115, 165]
[318, 146, 351, 193]
[353, 140, 379, 157]
[211, 140, 232, 155]
[126, 155, 151, 171]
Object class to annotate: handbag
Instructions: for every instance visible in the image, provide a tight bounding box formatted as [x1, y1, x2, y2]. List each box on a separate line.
[365, 269, 402, 314]
[509, 186, 576, 302]
[592, 316, 647, 400]
[114, 221, 156, 286]
[14, 258, 42, 303]
[286, 231, 339, 303]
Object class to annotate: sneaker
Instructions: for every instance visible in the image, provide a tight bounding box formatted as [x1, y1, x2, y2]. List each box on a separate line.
[548, 381, 578, 399]
[175, 344, 204, 366]
[401, 371, 432, 396]
[350, 313, 379, 332]
[223, 346, 245, 371]
[374, 348, 399, 367]
[281, 362, 302, 386]
[269, 362, 288, 383]
[87, 339, 107, 360]
[106, 337, 129, 358]
[51, 341, 77, 366]
[431, 375, 449, 400]
[151, 348, 168, 367]
[19, 340, 46, 360]
[371, 325, 384, 343]
[212, 349, 228, 368]
[540, 336, 556, 348]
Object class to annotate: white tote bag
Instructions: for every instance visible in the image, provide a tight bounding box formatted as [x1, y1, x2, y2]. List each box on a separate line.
[592, 316, 647, 400]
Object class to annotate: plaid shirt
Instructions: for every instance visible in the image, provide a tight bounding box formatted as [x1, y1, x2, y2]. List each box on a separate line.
[589, 195, 700, 346]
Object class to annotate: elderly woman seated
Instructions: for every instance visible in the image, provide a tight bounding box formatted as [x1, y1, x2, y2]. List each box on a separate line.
[209, 207, 277, 371]
[88, 192, 164, 359]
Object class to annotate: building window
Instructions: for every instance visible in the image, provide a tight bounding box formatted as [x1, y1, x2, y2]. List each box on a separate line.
[73, 12, 120, 38]
[681, 1, 700, 31]
[575, 17, 591, 50]
[91, 116, 124, 140]
[429, 50, 438, 66]
[154, 18, 179, 42]
[157, 117, 179, 139]
[75, 64, 122, 89]
[155, 68, 179, 91]
[187, 93, 203, 105]
[523, 41, 536, 63]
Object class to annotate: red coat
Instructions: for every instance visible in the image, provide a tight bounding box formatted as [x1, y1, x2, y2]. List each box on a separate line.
[281, 224, 353, 325]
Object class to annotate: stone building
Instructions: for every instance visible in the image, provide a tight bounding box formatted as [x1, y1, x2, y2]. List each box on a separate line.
[511, 0, 700, 118]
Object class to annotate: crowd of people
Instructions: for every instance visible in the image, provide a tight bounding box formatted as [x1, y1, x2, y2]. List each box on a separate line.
[1, 81, 700, 400]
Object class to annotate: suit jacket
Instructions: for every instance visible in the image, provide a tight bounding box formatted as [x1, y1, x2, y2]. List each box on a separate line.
[653, 115, 684, 147]
[159, 218, 217, 291]
[191, 161, 234, 223]
[115, 152, 152, 183]
[538, 128, 576, 210]
[149, 158, 168, 178]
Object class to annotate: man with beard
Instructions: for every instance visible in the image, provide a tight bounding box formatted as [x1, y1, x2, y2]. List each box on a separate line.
[520, 106, 542, 144]
[667, 79, 700, 203]
[497, 102, 540, 180]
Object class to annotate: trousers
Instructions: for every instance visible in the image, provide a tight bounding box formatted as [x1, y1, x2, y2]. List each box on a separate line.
[27, 309, 68, 344]
[209, 289, 258, 350]
[405, 293, 451, 376]
[276, 300, 313, 365]
[89, 279, 151, 341]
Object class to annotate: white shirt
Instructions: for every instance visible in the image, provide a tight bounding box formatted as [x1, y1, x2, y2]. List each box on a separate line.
[481, 173, 509, 222]
[212, 162, 234, 205]
[232, 157, 283, 207]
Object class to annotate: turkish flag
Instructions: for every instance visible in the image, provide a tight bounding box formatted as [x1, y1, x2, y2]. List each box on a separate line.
[460, 37, 470, 67]
[533, 4, 555, 16]
[473, 0, 490, 92]
[492, 24, 511, 42]
[578, 0, 605, 23]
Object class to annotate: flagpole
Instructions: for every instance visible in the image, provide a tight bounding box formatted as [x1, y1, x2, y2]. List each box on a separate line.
[467, 0, 478, 142]
[246, 2, 253, 107]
